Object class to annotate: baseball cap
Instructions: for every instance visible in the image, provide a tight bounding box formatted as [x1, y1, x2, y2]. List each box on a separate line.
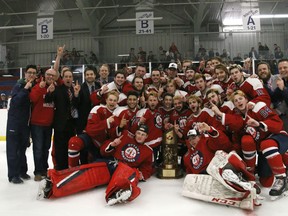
[187, 129, 199, 137]
[168, 63, 177, 70]
[1, 93, 6, 96]
[137, 124, 149, 134]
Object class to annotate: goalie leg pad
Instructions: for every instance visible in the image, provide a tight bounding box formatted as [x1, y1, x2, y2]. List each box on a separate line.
[206, 150, 261, 196]
[182, 174, 256, 210]
[105, 162, 141, 203]
[226, 152, 256, 181]
[48, 162, 111, 198]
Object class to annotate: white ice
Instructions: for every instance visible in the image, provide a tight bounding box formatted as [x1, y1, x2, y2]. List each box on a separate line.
[0, 141, 287, 216]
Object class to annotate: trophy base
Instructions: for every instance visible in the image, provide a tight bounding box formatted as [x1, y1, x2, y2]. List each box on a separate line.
[156, 167, 183, 179]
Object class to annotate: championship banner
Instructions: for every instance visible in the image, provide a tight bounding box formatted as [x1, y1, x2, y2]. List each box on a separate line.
[37, 18, 53, 40]
[242, 9, 261, 31]
[136, 12, 154, 35]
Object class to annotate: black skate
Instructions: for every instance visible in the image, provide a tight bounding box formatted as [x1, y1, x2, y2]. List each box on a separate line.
[269, 176, 288, 200]
[37, 178, 52, 200]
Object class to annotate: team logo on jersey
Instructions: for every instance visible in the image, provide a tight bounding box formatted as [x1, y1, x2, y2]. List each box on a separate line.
[121, 143, 140, 163]
[178, 116, 187, 129]
[190, 151, 204, 170]
[154, 112, 163, 129]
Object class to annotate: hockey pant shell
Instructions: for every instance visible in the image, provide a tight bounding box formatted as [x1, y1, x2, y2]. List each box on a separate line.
[105, 162, 141, 203]
[48, 161, 111, 198]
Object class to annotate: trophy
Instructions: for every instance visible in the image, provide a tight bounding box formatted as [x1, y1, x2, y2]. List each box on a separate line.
[157, 128, 183, 179]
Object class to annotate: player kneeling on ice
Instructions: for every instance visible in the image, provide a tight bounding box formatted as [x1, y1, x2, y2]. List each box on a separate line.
[182, 150, 262, 210]
[37, 124, 154, 206]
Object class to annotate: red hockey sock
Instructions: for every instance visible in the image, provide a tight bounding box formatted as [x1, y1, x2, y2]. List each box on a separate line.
[68, 136, 84, 167]
[260, 139, 286, 176]
[241, 135, 257, 171]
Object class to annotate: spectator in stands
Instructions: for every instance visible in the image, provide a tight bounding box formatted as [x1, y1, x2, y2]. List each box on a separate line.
[71, 48, 81, 65]
[0, 93, 8, 109]
[128, 48, 138, 63]
[138, 47, 147, 63]
[6, 64, 37, 184]
[89, 51, 99, 65]
[147, 51, 157, 63]
[249, 47, 259, 60]
[198, 45, 206, 56]
[258, 42, 265, 58]
[208, 48, 214, 58]
[158, 46, 167, 62]
[169, 42, 180, 57]
[275, 46, 284, 60]
[220, 49, 230, 61]
[233, 53, 243, 62]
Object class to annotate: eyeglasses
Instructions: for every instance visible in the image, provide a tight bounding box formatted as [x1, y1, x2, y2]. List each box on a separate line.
[46, 73, 56, 77]
[26, 71, 37, 75]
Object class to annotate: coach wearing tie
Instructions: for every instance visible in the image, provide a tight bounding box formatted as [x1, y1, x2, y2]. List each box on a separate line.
[77, 66, 101, 134]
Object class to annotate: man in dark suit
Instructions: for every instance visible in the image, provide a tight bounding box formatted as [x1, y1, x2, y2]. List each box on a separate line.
[97, 64, 114, 86]
[77, 66, 101, 134]
[47, 69, 80, 170]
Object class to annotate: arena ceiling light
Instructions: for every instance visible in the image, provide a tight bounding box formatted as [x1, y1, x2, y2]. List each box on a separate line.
[252, 14, 288, 19]
[117, 17, 163, 22]
[0, 24, 34, 30]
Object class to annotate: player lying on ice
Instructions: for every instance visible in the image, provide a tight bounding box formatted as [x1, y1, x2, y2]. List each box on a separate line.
[37, 124, 154, 206]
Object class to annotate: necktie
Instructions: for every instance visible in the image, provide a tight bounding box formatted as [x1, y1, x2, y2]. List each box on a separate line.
[68, 88, 78, 118]
[90, 85, 95, 94]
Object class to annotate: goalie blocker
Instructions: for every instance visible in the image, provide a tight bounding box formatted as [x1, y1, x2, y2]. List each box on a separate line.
[182, 150, 261, 210]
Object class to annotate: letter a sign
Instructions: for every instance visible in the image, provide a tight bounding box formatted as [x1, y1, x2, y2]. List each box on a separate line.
[136, 12, 154, 35]
[37, 18, 54, 40]
[242, 9, 261, 31]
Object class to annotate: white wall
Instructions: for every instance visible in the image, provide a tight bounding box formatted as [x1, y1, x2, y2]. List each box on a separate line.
[0, 109, 7, 140]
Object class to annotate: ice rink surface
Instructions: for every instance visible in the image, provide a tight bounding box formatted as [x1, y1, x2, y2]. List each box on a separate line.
[0, 141, 287, 216]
